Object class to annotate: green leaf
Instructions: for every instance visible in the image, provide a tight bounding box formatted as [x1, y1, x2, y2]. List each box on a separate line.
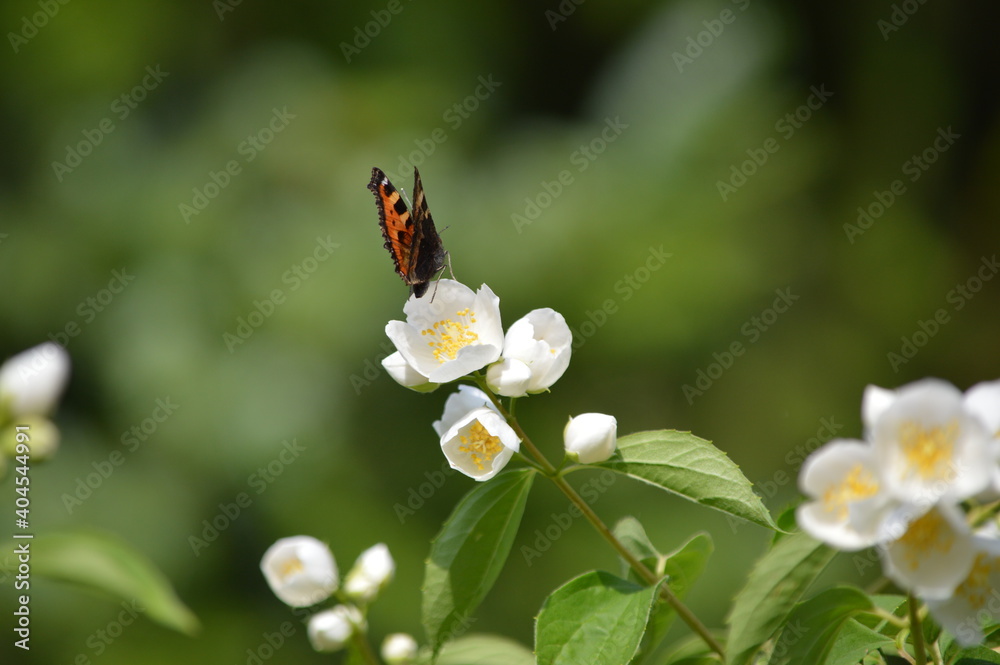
[726, 531, 836, 665]
[535, 570, 662, 665]
[614, 516, 661, 563]
[768, 587, 874, 665]
[11, 530, 198, 634]
[434, 634, 535, 665]
[423, 469, 536, 653]
[596, 430, 777, 530]
[655, 633, 725, 665]
[825, 620, 895, 664]
[952, 648, 1000, 664]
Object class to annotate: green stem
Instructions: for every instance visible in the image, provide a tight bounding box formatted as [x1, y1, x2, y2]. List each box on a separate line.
[909, 594, 927, 665]
[470, 376, 725, 659]
[350, 626, 381, 665]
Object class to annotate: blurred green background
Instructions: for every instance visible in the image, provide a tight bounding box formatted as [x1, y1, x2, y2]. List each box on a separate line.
[2, 0, 999, 662]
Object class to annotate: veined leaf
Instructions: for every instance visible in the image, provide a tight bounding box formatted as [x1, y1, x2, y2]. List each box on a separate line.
[422, 469, 536, 654]
[597, 430, 777, 530]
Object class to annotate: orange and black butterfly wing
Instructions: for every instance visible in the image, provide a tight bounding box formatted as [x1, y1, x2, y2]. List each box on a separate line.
[409, 168, 447, 298]
[369, 167, 425, 293]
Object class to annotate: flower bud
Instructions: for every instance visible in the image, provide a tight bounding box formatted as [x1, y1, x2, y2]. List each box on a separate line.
[307, 605, 364, 652]
[381, 633, 418, 664]
[260, 536, 338, 607]
[0, 343, 70, 418]
[344, 543, 395, 603]
[563, 413, 617, 464]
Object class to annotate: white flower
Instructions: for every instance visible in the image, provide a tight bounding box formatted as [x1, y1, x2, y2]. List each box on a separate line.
[381, 633, 418, 664]
[564, 413, 617, 464]
[796, 440, 892, 550]
[260, 536, 338, 607]
[385, 280, 504, 384]
[307, 605, 364, 652]
[487, 308, 571, 397]
[879, 503, 977, 600]
[867, 379, 993, 504]
[382, 352, 439, 393]
[925, 529, 1000, 647]
[0, 343, 70, 418]
[344, 543, 395, 603]
[435, 386, 520, 481]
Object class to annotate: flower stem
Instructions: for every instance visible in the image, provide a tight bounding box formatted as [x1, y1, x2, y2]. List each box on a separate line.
[908, 594, 927, 665]
[350, 629, 382, 665]
[470, 376, 725, 659]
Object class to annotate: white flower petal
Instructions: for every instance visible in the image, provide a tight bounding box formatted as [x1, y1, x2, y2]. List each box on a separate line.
[260, 536, 338, 607]
[382, 352, 438, 392]
[0, 343, 70, 417]
[965, 379, 1000, 437]
[486, 358, 532, 398]
[862, 384, 895, 433]
[432, 385, 496, 437]
[501, 308, 572, 393]
[344, 543, 395, 603]
[564, 413, 617, 464]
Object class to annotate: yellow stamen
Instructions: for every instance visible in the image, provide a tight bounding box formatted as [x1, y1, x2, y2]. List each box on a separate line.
[822, 464, 880, 519]
[955, 552, 997, 610]
[898, 510, 953, 570]
[458, 421, 503, 471]
[898, 420, 958, 482]
[421, 308, 479, 363]
[279, 557, 304, 578]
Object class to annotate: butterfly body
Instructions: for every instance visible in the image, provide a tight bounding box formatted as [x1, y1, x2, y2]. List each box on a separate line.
[368, 167, 447, 298]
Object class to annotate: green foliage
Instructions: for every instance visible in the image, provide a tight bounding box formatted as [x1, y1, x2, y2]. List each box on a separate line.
[535, 570, 662, 665]
[598, 430, 777, 530]
[7, 531, 198, 635]
[725, 531, 836, 665]
[422, 469, 536, 654]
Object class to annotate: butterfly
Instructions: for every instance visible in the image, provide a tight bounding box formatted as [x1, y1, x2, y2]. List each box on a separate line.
[368, 167, 448, 299]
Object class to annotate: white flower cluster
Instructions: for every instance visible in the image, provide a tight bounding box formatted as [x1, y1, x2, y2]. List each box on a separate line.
[260, 537, 405, 654]
[382, 280, 617, 480]
[797, 378, 1000, 645]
